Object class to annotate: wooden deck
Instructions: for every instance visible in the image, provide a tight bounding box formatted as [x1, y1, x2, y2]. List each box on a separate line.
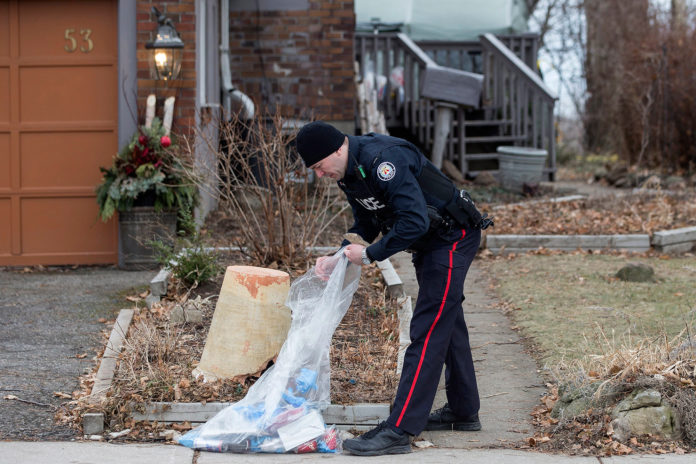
[354, 32, 557, 180]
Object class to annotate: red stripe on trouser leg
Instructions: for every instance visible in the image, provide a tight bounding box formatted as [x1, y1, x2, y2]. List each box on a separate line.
[395, 229, 466, 428]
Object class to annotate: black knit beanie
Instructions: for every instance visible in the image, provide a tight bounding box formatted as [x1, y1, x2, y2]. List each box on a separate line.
[296, 121, 345, 167]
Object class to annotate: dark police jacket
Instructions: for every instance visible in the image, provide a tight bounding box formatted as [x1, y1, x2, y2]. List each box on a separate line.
[337, 133, 461, 262]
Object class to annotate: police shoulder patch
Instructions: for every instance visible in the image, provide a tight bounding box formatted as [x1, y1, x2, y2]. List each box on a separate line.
[376, 162, 396, 181]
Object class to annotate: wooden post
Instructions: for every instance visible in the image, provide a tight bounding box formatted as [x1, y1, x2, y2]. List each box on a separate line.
[430, 102, 456, 169]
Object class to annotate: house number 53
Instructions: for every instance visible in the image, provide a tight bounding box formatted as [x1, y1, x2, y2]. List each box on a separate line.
[64, 28, 93, 53]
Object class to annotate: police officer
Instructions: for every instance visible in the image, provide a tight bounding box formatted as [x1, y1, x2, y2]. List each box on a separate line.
[296, 121, 491, 456]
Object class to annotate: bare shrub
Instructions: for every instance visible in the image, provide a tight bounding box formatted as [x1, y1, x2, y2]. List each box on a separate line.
[190, 109, 348, 268]
[533, 1, 696, 172]
[584, 1, 696, 171]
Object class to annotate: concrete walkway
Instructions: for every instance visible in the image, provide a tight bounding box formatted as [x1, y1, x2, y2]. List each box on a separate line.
[389, 252, 546, 448]
[0, 441, 693, 463]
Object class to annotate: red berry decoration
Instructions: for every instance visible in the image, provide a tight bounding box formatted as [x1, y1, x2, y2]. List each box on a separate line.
[138, 135, 148, 145]
[160, 135, 171, 148]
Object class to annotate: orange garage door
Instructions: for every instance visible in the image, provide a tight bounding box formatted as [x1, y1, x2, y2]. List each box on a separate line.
[0, 0, 118, 266]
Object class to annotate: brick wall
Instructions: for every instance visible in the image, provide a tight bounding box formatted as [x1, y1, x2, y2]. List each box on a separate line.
[133, 0, 356, 135]
[228, 0, 356, 124]
[136, 1, 197, 137]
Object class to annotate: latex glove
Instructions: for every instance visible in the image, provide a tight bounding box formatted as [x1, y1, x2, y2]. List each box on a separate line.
[343, 244, 365, 266]
[315, 255, 340, 281]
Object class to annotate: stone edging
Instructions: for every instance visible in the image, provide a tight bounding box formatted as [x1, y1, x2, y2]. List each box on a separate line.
[82, 309, 134, 435]
[84, 255, 409, 434]
[652, 226, 696, 254]
[486, 234, 651, 254]
[485, 226, 696, 255]
[131, 402, 389, 431]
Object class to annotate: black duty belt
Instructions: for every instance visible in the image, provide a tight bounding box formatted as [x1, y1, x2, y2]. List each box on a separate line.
[417, 162, 493, 231]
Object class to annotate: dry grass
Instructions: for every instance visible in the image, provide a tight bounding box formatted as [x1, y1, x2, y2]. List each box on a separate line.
[553, 325, 696, 443]
[485, 253, 696, 452]
[558, 327, 696, 387]
[525, 328, 696, 453]
[484, 254, 696, 366]
[115, 297, 246, 405]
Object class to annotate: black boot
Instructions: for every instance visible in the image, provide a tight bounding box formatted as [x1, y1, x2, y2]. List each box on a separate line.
[424, 403, 481, 431]
[342, 421, 411, 456]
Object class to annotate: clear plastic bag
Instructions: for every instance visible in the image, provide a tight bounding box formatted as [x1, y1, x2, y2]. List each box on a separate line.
[178, 251, 360, 453]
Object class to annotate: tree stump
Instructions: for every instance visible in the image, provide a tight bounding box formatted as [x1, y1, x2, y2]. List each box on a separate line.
[193, 266, 291, 382]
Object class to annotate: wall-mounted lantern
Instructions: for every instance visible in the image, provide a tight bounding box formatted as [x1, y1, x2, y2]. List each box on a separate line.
[145, 7, 184, 81]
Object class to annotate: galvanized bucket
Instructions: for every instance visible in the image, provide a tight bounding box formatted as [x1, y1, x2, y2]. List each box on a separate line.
[497, 146, 548, 193]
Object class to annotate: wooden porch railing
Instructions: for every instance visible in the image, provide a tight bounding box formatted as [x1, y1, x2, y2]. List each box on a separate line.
[480, 33, 556, 177]
[416, 33, 540, 75]
[354, 31, 557, 179]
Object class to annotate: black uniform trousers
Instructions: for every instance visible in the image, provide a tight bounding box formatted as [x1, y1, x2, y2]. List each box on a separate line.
[387, 227, 481, 435]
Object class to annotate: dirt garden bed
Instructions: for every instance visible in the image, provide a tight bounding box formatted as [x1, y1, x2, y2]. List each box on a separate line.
[57, 251, 399, 438]
[481, 252, 696, 455]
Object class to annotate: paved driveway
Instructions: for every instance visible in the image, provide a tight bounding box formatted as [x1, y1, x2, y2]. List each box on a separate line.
[0, 267, 152, 440]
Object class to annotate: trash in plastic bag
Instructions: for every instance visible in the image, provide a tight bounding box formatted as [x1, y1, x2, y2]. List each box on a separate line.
[178, 250, 360, 453]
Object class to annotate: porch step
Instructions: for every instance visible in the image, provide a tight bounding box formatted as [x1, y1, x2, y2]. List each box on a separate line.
[460, 119, 513, 127]
[465, 135, 526, 143]
[468, 169, 500, 177]
[463, 153, 499, 161]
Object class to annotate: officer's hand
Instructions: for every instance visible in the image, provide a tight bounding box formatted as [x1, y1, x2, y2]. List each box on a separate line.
[315, 255, 339, 281]
[343, 244, 365, 266]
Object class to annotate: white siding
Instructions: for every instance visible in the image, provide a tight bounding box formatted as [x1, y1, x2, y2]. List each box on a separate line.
[355, 0, 529, 40]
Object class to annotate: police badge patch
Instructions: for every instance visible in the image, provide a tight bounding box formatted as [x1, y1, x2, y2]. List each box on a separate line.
[377, 162, 396, 181]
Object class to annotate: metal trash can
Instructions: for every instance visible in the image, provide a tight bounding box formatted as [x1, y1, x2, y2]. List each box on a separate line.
[497, 146, 548, 193]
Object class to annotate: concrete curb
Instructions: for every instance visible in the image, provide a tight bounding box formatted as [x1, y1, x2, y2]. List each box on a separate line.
[486, 234, 651, 254]
[90, 309, 134, 402]
[652, 226, 696, 254]
[376, 258, 404, 298]
[150, 269, 170, 297]
[491, 194, 587, 210]
[83, 308, 135, 434]
[396, 296, 412, 375]
[131, 402, 390, 431]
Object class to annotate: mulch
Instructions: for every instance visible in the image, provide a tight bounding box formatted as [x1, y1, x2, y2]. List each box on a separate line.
[485, 191, 696, 235]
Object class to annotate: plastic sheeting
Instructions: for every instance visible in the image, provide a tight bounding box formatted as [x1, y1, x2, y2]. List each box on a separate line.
[178, 251, 360, 453]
